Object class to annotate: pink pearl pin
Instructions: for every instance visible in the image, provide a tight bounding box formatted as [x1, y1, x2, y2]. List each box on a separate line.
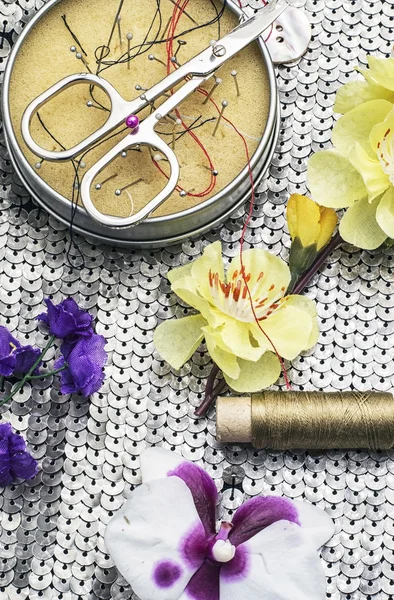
[125, 114, 139, 130]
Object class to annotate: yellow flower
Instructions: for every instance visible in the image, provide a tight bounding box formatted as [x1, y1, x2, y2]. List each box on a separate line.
[287, 194, 338, 251]
[286, 194, 338, 288]
[334, 56, 394, 114]
[308, 98, 394, 249]
[154, 242, 319, 393]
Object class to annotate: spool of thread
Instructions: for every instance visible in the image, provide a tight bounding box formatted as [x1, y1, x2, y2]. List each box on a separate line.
[216, 391, 394, 449]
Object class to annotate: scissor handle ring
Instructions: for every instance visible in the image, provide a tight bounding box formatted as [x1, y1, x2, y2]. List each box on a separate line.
[21, 73, 129, 162]
[80, 128, 180, 228]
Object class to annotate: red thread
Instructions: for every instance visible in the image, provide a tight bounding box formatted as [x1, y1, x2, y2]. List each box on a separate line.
[161, 0, 289, 386]
[199, 88, 290, 388]
[154, 0, 216, 198]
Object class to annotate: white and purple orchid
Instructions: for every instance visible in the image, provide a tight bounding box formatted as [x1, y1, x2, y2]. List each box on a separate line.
[105, 448, 334, 600]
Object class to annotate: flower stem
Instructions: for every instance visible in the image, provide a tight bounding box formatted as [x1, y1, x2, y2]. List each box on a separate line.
[0, 335, 56, 408]
[290, 232, 343, 295]
[27, 365, 68, 380]
[195, 365, 227, 417]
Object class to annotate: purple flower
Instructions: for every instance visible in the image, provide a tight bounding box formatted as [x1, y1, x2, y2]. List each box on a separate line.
[55, 333, 107, 396]
[105, 448, 335, 600]
[0, 423, 38, 487]
[0, 326, 40, 377]
[37, 297, 93, 340]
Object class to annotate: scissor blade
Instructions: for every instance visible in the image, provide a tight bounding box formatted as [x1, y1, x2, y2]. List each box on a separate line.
[186, 0, 289, 77]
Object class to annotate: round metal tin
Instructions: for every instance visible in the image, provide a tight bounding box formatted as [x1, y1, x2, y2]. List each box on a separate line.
[2, 0, 279, 249]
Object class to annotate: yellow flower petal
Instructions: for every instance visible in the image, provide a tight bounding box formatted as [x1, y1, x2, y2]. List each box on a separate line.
[317, 207, 338, 251]
[226, 248, 290, 307]
[332, 99, 392, 158]
[203, 327, 240, 380]
[153, 314, 207, 369]
[284, 295, 320, 349]
[376, 187, 394, 239]
[365, 56, 394, 92]
[250, 302, 316, 360]
[219, 318, 264, 362]
[287, 194, 321, 247]
[171, 276, 211, 320]
[167, 261, 193, 285]
[339, 196, 387, 250]
[369, 105, 394, 160]
[334, 79, 394, 114]
[191, 241, 225, 302]
[307, 150, 367, 208]
[223, 352, 281, 393]
[348, 143, 389, 201]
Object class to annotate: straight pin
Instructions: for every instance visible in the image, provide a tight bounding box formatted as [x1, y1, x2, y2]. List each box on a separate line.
[174, 39, 186, 58]
[203, 77, 222, 104]
[160, 17, 172, 41]
[148, 53, 167, 67]
[172, 118, 182, 150]
[97, 0, 125, 72]
[231, 70, 240, 97]
[76, 51, 92, 73]
[115, 177, 143, 195]
[117, 16, 123, 48]
[126, 32, 133, 69]
[212, 100, 228, 136]
[168, 0, 198, 25]
[95, 172, 118, 190]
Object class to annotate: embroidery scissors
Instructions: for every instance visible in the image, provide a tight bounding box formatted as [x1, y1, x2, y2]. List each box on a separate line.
[21, 0, 288, 228]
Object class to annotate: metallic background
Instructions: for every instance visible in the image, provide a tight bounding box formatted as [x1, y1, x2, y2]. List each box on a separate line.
[1, 0, 394, 598]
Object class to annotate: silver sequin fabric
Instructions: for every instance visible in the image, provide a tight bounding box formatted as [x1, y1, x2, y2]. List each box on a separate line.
[1, 0, 394, 598]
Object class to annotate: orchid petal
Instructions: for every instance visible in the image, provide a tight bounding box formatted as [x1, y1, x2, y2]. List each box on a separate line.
[223, 351, 281, 393]
[376, 186, 394, 238]
[332, 99, 392, 158]
[105, 477, 204, 600]
[339, 196, 387, 250]
[334, 79, 394, 114]
[220, 521, 327, 600]
[140, 447, 185, 482]
[290, 500, 335, 549]
[154, 314, 207, 370]
[229, 496, 299, 546]
[348, 143, 389, 201]
[179, 560, 220, 600]
[307, 150, 367, 208]
[169, 462, 218, 537]
[140, 448, 218, 537]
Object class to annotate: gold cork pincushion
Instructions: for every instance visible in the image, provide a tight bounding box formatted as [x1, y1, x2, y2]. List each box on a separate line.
[4, 0, 279, 246]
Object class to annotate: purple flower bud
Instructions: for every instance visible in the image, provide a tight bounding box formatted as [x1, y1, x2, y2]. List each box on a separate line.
[55, 333, 107, 397]
[0, 423, 38, 487]
[37, 298, 93, 340]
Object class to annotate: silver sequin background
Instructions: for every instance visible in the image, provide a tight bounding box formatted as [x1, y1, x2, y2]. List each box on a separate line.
[1, 0, 394, 598]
